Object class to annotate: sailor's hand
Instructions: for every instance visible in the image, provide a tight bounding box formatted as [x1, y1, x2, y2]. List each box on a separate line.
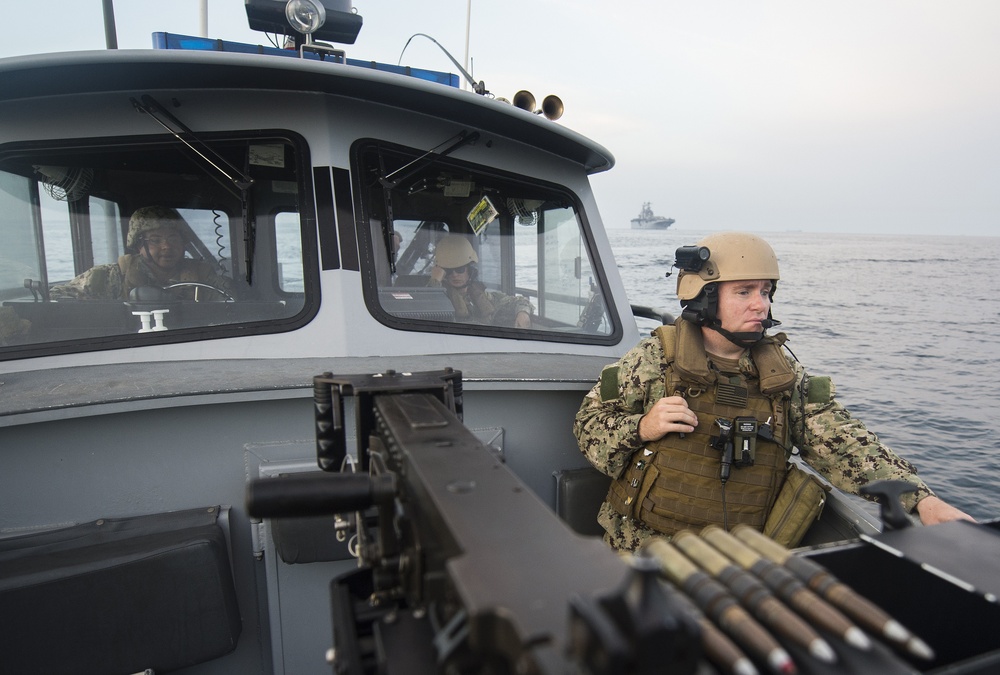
[638, 396, 698, 442]
[514, 310, 531, 328]
[915, 495, 976, 525]
[430, 265, 446, 282]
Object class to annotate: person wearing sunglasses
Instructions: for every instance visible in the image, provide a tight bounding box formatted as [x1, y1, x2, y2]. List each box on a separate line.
[428, 234, 533, 328]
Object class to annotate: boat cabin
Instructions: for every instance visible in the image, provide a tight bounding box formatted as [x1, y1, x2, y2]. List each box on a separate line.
[0, 6, 646, 673]
[0, 80, 621, 359]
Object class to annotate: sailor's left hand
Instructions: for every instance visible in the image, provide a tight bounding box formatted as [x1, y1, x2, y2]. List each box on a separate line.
[915, 495, 976, 525]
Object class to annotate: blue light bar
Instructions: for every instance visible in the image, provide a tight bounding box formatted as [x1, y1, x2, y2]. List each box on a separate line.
[152, 32, 460, 88]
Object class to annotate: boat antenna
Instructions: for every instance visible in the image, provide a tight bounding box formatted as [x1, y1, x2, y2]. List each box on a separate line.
[398, 33, 489, 96]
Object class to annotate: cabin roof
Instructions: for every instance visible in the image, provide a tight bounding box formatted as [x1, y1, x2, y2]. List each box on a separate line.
[0, 49, 615, 174]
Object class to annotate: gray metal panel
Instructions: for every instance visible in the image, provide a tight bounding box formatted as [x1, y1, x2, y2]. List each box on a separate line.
[0, 352, 614, 420]
[0, 376, 604, 673]
[0, 50, 615, 173]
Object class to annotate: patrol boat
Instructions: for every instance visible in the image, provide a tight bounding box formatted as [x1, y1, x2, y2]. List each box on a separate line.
[1, 2, 998, 674]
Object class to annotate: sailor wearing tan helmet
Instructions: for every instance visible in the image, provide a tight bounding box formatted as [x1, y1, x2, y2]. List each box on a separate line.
[574, 231, 973, 552]
[428, 234, 533, 328]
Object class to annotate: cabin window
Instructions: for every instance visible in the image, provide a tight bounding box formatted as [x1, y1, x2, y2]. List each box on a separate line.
[0, 133, 315, 358]
[354, 140, 618, 342]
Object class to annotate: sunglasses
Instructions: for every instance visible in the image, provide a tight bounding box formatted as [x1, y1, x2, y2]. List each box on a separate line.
[444, 265, 470, 275]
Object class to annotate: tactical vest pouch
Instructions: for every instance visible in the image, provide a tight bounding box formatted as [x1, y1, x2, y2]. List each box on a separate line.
[762, 464, 829, 547]
[606, 452, 658, 520]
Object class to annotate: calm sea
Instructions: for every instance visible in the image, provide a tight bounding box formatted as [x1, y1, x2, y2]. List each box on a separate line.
[607, 228, 1000, 521]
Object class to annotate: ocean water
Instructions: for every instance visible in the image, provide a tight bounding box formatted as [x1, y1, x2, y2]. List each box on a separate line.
[607, 228, 1000, 521]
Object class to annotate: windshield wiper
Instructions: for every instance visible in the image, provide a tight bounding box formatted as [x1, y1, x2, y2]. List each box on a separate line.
[131, 94, 257, 283]
[130, 94, 254, 196]
[376, 130, 479, 274]
[378, 130, 479, 189]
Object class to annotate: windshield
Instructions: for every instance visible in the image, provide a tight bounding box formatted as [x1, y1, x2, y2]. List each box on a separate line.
[0, 134, 313, 358]
[355, 140, 617, 341]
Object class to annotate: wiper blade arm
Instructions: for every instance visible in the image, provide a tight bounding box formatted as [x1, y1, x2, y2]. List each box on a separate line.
[379, 130, 479, 189]
[131, 94, 254, 194]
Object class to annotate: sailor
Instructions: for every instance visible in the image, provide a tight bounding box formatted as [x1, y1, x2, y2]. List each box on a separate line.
[50, 205, 237, 302]
[574, 231, 974, 552]
[427, 234, 533, 328]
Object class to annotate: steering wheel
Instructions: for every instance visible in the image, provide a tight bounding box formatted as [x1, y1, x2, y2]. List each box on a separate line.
[163, 282, 235, 302]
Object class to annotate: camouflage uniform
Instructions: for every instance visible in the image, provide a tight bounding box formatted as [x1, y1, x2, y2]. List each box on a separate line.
[429, 278, 534, 327]
[49, 255, 235, 302]
[49, 206, 236, 302]
[0, 306, 31, 346]
[574, 331, 934, 551]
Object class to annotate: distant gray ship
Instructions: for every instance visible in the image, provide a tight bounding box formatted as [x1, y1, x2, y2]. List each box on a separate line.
[631, 202, 675, 230]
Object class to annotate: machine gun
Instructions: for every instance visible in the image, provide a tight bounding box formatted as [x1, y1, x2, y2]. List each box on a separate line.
[247, 369, 1000, 674]
[246, 369, 701, 674]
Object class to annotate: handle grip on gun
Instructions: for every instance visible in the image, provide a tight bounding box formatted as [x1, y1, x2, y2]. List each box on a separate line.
[860, 480, 916, 530]
[247, 473, 396, 519]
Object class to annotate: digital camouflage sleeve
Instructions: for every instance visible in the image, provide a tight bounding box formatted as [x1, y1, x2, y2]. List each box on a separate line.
[50, 257, 237, 302]
[49, 263, 127, 301]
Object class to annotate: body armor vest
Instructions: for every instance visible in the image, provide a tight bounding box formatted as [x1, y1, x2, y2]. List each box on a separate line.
[607, 320, 796, 536]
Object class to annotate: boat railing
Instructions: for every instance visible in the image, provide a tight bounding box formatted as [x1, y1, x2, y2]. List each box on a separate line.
[631, 304, 675, 325]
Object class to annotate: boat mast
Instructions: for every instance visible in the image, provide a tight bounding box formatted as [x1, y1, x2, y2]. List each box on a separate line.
[102, 0, 118, 49]
[199, 0, 209, 38]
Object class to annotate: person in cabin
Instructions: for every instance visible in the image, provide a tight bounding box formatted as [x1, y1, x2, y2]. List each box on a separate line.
[427, 234, 534, 328]
[50, 206, 237, 302]
[574, 231, 974, 552]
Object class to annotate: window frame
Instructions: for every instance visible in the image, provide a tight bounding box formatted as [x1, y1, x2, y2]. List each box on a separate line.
[351, 138, 622, 345]
[0, 129, 321, 362]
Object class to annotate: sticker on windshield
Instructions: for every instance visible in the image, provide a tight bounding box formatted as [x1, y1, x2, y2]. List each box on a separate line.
[467, 196, 498, 235]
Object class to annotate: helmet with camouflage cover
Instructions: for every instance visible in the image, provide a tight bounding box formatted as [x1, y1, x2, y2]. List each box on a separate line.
[126, 206, 187, 251]
[674, 231, 780, 346]
[434, 234, 479, 269]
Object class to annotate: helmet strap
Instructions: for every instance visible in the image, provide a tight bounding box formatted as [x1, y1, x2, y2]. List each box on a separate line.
[708, 323, 763, 348]
[682, 283, 781, 348]
[707, 315, 781, 348]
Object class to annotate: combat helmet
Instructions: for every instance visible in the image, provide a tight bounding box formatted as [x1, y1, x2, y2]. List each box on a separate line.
[126, 206, 187, 251]
[674, 231, 780, 346]
[434, 235, 479, 269]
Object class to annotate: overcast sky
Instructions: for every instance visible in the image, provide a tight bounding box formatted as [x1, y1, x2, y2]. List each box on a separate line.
[3, 1, 998, 236]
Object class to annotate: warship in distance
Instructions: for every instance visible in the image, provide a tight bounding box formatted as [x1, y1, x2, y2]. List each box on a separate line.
[631, 201, 675, 229]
